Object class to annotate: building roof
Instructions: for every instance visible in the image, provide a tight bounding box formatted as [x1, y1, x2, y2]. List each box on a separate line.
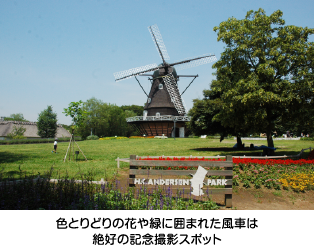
[0, 121, 71, 138]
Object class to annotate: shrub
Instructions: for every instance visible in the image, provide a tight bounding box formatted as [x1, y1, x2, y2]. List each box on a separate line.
[0, 137, 82, 145]
[300, 137, 314, 141]
[0, 174, 219, 210]
[205, 136, 220, 139]
[6, 125, 26, 139]
[86, 135, 99, 140]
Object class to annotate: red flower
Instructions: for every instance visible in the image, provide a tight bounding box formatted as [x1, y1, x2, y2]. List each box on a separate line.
[232, 157, 314, 165]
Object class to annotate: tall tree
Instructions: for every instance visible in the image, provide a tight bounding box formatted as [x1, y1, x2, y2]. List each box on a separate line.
[78, 97, 110, 138]
[188, 80, 247, 147]
[188, 81, 226, 137]
[212, 8, 314, 149]
[37, 106, 58, 138]
[74, 97, 139, 139]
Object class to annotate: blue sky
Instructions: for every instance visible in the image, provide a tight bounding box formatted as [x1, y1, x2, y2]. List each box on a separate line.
[1, 0, 313, 125]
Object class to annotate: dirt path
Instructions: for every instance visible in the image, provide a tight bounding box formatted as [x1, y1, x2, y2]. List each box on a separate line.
[215, 187, 314, 210]
[115, 168, 314, 210]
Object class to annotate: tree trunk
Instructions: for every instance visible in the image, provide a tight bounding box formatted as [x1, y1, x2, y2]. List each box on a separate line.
[265, 108, 275, 151]
[236, 136, 243, 149]
[266, 127, 274, 148]
[266, 126, 274, 155]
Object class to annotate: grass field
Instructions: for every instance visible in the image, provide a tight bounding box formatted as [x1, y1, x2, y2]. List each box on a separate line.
[1, 138, 313, 181]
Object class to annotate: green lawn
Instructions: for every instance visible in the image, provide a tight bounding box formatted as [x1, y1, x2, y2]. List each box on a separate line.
[0, 138, 313, 180]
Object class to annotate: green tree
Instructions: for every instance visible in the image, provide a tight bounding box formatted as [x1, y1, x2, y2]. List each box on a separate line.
[120, 105, 144, 116]
[4, 113, 27, 121]
[78, 97, 109, 138]
[212, 8, 314, 149]
[123, 109, 138, 137]
[188, 80, 246, 147]
[37, 106, 58, 138]
[188, 81, 225, 137]
[63, 100, 86, 133]
[7, 125, 26, 139]
[74, 97, 139, 139]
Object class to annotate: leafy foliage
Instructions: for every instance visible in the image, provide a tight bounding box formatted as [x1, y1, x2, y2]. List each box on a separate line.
[120, 105, 144, 116]
[37, 106, 58, 138]
[188, 80, 245, 144]
[0, 136, 81, 145]
[6, 125, 26, 139]
[0, 171, 218, 210]
[4, 113, 27, 122]
[86, 135, 99, 140]
[76, 97, 138, 139]
[63, 100, 86, 130]
[188, 85, 224, 137]
[212, 8, 314, 148]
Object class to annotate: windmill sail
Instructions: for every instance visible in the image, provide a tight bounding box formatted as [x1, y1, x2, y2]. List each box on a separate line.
[163, 73, 186, 115]
[114, 63, 159, 81]
[170, 54, 217, 71]
[148, 24, 170, 63]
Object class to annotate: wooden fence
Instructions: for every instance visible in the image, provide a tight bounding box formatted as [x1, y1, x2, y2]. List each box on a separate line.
[128, 155, 233, 207]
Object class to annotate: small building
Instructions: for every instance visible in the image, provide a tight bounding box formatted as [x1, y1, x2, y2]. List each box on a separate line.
[0, 121, 71, 140]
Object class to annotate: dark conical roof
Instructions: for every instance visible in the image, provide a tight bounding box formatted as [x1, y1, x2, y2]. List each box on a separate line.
[153, 65, 178, 79]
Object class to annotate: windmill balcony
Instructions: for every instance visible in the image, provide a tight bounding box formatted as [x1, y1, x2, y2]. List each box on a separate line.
[126, 115, 191, 122]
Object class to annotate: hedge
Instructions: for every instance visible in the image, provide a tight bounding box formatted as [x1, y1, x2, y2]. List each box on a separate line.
[0, 137, 82, 145]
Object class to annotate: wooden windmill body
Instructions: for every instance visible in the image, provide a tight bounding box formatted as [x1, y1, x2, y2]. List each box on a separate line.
[114, 25, 217, 137]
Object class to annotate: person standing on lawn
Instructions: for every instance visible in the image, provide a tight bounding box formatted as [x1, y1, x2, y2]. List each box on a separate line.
[52, 138, 58, 153]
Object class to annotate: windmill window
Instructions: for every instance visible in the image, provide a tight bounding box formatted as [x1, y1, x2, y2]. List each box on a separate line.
[159, 84, 163, 89]
[148, 98, 151, 103]
[156, 112, 160, 118]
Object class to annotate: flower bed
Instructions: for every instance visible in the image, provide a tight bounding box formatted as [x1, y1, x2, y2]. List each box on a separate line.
[0, 176, 218, 210]
[99, 137, 128, 140]
[139, 157, 224, 161]
[233, 158, 314, 165]
[279, 173, 314, 192]
[135, 156, 314, 192]
[233, 157, 314, 191]
[129, 136, 155, 139]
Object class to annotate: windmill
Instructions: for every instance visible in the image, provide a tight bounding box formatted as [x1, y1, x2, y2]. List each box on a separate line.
[114, 24, 217, 137]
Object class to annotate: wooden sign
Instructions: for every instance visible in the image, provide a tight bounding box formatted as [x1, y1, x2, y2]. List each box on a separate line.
[129, 155, 233, 207]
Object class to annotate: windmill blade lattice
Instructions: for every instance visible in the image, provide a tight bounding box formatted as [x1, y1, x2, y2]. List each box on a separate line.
[114, 63, 159, 81]
[148, 24, 170, 61]
[163, 73, 186, 115]
[174, 54, 217, 71]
